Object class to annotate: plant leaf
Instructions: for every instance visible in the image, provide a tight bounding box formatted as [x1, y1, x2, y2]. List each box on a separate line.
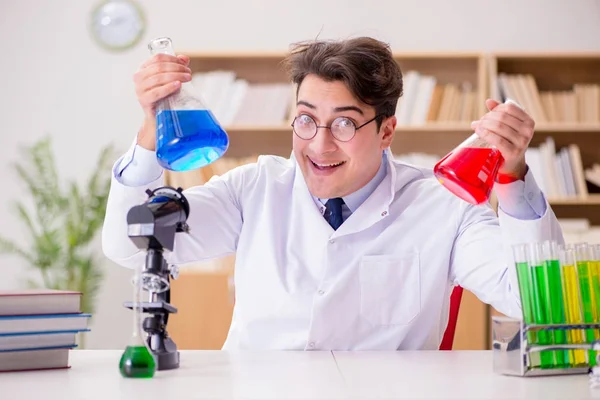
[7, 136, 115, 321]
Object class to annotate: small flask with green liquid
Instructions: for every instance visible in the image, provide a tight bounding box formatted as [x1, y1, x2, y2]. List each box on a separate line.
[119, 265, 157, 378]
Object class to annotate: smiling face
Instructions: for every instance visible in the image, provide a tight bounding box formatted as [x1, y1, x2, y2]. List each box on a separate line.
[292, 74, 396, 199]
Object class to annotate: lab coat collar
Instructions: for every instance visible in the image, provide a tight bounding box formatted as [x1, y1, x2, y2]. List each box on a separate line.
[313, 151, 388, 213]
[290, 148, 426, 237]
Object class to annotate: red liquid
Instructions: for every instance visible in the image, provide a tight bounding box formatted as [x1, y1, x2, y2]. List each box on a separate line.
[433, 147, 504, 205]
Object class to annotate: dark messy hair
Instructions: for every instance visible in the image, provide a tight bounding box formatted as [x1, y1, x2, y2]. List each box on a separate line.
[281, 36, 403, 129]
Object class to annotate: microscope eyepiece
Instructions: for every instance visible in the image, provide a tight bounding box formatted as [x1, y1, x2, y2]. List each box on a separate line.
[126, 186, 190, 252]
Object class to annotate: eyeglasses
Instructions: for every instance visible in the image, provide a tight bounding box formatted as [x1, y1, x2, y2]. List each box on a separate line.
[291, 114, 382, 142]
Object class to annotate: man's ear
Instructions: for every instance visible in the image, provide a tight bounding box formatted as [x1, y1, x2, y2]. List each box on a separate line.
[380, 115, 396, 149]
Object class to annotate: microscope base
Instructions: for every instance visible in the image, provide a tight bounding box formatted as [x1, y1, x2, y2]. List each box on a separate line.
[148, 335, 180, 370]
[155, 350, 180, 370]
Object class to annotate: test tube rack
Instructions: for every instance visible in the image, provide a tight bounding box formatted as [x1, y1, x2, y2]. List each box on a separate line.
[492, 316, 600, 377]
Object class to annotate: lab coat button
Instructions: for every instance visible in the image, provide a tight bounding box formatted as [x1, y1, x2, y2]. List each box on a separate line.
[317, 290, 325, 295]
[308, 342, 315, 348]
[329, 239, 335, 244]
[381, 211, 388, 217]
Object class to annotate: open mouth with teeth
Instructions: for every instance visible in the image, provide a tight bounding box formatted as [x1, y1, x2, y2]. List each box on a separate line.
[309, 157, 346, 171]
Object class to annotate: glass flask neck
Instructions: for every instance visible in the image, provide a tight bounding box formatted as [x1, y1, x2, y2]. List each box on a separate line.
[131, 265, 145, 343]
[459, 133, 494, 149]
[148, 37, 175, 56]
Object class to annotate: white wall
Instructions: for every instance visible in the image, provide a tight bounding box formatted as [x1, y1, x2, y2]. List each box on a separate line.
[1, 0, 599, 349]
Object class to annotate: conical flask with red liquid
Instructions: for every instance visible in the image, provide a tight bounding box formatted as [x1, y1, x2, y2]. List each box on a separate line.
[433, 99, 521, 205]
[433, 133, 503, 205]
[149, 37, 229, 172]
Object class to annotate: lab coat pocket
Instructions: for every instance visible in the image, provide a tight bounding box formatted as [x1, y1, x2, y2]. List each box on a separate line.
[359, 253, 421, 326]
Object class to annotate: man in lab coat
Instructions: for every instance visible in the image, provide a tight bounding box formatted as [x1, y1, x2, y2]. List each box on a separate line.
[102, 37, 564, 351]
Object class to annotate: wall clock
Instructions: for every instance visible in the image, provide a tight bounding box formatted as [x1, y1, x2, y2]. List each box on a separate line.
[90, 0, 146, 51]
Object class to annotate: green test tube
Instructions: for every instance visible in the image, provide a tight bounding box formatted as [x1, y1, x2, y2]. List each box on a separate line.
[512, 243, 540, 368]
[559, 245, 588, 367]
[541, 240, 568, 368]
[528, 242, 555, 368]
[513, 243, 535, 324]
[575, 243, 598, 367]
[591, 244, 600, 367]
[590, 244, 600, 331]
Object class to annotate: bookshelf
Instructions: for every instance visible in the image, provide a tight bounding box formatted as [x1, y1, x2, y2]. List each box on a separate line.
[486, 52, 600, 345]
[164, 50, 600, 352]
[175, 51, 486, 159]
[487, 52, 600, 213]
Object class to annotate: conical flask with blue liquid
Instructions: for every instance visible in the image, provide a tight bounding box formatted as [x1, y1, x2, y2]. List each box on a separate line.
[149, 37, 229, 171]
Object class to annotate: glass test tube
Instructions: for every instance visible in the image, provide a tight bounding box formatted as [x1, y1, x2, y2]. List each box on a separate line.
[528, 242, 555, 368]
[541, 240, 568, 368]
[513, 243, 535, 324]
[513, 243, 540, 368]
[576, 243, 598, 367]
[559, 245, 588, 367]
[592, 244, 600, 368]
[590, 244, 600, 331]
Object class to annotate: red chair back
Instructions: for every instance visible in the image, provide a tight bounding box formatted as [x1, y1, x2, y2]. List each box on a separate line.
[439, 285, 463, 350]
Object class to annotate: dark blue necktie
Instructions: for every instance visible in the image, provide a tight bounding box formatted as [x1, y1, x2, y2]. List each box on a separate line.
[325, 198, 344, 230]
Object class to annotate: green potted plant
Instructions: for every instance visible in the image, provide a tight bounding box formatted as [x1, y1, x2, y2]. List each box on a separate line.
[0, 136, 116, 340]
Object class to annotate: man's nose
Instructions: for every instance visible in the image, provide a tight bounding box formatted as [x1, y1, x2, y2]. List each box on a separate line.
[309, 126, 338, 153]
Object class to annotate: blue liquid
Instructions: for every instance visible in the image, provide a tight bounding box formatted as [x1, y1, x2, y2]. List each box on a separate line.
[156, 109, 229, 171]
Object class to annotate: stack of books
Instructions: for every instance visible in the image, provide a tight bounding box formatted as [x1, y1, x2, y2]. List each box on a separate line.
[0, 289, 90, 372]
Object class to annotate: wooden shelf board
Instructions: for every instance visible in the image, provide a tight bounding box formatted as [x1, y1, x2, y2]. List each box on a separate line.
[222, 123, 600, 133]
[223, 124, 474, 133]
[224, 125, 290, 132]
[492, 52, 600, 60]
[548, 194, 600, 205]
[182, 50, 483, 60]
[534, 124, 600, 133]
[183, 51, 288, 59]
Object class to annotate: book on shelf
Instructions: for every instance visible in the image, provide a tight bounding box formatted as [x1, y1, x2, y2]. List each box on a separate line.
[191, 70, 293, 126]
[188, 68, 483, 128]
[524, 138, 595, 200]
[559, 218, 600, 244]
[495, 73, 600, 124]
[395, 70, 479, 126]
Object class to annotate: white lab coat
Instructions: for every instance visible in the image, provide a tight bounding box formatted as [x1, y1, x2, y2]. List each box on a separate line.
[102, 148, 564, 351]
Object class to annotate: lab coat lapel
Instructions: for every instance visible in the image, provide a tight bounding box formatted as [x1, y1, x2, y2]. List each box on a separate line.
[333, 150, 426, 238]
[291, 156, 335, 234]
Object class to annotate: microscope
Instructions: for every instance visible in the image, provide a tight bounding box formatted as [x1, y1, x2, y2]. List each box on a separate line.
[123, 186, 190, 371]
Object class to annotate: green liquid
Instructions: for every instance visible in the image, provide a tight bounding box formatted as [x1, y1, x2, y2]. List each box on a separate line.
[531, 264, 554, 368]
[591, 261, 600, 324]
[516, 261, 539, 368]
[119, 345, 156, 378]
[516, 262, 535, 324]
[591, 261, 600, 347]
[545, 260, 568, 368]
[578, 261, 597, 367]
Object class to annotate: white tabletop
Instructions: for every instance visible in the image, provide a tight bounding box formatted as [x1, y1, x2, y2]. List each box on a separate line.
[1, 350, 598, 400]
